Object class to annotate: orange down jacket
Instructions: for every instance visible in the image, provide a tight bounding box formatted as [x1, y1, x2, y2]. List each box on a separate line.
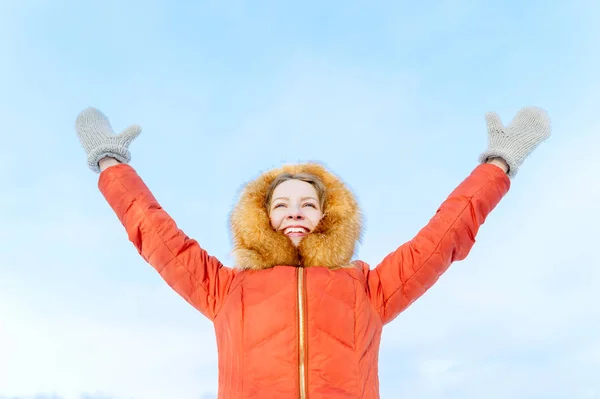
[98, 162, 510, 399]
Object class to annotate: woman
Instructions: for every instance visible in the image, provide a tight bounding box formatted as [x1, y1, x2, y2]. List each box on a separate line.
[75, 106, 550, 399]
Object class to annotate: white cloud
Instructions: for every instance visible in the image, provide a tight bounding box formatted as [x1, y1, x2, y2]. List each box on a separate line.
[0, 279, 219, 399]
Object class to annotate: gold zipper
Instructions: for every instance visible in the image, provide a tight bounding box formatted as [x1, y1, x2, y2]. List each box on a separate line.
[298, 267, 307, 399]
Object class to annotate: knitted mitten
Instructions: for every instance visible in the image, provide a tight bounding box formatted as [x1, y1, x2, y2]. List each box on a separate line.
[75, 107, 141, 173]
[479, 106, 551, 178]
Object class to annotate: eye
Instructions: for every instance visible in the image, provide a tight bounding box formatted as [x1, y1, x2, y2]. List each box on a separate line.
[273, 203, 285, 209]
[303, 203, 317, 208]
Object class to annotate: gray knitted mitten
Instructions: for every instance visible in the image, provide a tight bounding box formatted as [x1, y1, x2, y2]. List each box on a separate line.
[479, 106, 551, 178]
[75, 107, 142, 173]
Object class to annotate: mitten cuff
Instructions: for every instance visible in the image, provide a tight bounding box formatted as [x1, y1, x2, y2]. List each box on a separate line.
[479, 149, 518, 178]
[87, 144, 131, 173]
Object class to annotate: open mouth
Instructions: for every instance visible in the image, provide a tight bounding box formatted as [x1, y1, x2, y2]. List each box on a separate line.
[283, 226, 310, 236]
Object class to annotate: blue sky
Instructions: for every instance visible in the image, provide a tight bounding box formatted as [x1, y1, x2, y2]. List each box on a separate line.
[1, 0, 599, 398]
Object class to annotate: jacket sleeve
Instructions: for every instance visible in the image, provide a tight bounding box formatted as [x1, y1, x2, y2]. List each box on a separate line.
[98, 163, 235, 321]
[366, 163, 511, 325]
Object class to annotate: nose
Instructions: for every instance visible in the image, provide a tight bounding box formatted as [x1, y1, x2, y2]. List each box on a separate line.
[286, 206, 305, 220]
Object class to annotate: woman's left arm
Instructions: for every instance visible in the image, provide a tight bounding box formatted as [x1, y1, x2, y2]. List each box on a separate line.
[365, 106, 551, 324]
[366, 162, 509, 324]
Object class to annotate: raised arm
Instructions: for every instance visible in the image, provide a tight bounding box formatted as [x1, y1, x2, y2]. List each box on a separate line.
[366, 162, 509, 324]
[75, 108, 235, 321]
[366, 106, 552, 324]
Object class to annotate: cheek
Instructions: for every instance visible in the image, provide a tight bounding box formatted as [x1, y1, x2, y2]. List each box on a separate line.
[269, 212, 281, 229]
[307, 211, 324, 227]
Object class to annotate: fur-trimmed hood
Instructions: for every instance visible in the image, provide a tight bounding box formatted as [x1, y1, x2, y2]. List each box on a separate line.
[229, 163, 363, 270]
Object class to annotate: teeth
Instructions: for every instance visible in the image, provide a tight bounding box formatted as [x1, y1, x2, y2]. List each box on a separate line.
[285, 227, 306, 234]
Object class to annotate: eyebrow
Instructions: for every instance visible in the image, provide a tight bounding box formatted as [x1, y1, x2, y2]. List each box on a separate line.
[273, 196, 318, 201]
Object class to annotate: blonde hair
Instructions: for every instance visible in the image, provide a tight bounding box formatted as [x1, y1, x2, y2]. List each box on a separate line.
[264, 172, 326, 212]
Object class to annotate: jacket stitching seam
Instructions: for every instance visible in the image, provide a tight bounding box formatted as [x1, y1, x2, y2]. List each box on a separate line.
[111, 172, 218, 316]
[381, 174, 500, 318]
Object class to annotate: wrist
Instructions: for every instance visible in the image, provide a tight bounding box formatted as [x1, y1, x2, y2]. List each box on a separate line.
[486, 157, 509, 174]
[99, 156, 121, 171]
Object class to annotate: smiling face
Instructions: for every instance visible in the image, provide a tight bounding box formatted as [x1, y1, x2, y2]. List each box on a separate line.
[268, 178, 324, 247]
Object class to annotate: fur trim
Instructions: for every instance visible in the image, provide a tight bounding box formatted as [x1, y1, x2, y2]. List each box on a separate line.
[229, 162, 363, 270]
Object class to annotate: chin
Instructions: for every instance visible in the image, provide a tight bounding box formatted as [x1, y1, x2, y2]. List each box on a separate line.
[288, 236, 305, 247]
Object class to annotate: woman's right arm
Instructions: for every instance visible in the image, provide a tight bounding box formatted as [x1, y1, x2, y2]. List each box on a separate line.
[98, 157, 235, 321]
